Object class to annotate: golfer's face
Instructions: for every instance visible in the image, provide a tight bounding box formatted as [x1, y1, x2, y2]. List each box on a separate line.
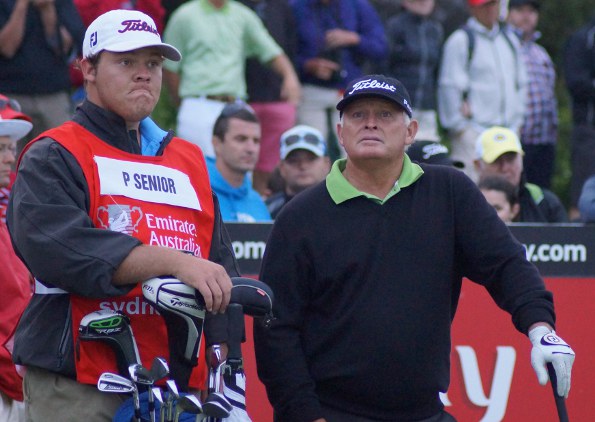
[337, 98, 416, 163]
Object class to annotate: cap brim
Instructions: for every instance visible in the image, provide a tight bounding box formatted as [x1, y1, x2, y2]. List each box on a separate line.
[282, 143, 324, 160]
[103, 41, 181, 61]
[337, 93, 411, 117]
[0, 120, 33, 142]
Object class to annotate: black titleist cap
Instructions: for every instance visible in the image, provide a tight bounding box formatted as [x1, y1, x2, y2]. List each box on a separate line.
[336, 74, 413, 118]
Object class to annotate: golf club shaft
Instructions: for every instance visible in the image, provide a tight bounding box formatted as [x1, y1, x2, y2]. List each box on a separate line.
[547, 363, 569, 422]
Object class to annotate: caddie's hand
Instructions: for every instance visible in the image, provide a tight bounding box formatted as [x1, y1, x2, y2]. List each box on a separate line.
[529, 325, 575, 398]
[174, 255, 232, 314]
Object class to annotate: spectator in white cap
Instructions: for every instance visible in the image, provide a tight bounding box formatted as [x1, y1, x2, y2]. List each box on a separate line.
[0, 95, 33, 422]
[266, 125, 331, 218]
[7, 9, 237, 421]
[474, 126, 568, 222]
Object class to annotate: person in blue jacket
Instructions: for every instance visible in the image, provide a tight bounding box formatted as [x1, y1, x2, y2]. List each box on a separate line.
[207, 102, 272, 222]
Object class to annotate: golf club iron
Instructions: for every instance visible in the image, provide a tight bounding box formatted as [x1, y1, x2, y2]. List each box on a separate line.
[173, 394, 203, 422]
[165, 379, 179, 422]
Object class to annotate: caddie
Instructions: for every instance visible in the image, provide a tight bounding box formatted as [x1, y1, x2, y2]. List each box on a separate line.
[7, 10, 237, 421]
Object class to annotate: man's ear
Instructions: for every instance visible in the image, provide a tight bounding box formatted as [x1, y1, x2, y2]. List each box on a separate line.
[79, 58, 97, 82]
[405, 119, 418, 146]
[336, 122, 344, 147]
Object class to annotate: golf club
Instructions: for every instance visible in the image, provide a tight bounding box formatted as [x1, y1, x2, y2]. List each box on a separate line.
[173, 394, 203, 422]
[97, 372, 136, 395]
[97, 372, 140, 422]
[79, 309, 141, 377]
[152, 387, 164, 422]
[150, 356, 170, 383]
[129, 363, 157, 422]
[165, 379, 180, 422]
[142, 276, 206, 391]
[203, 344, 232, 419]
[194, 277, 274, 319]
[547, 363, 569, 422]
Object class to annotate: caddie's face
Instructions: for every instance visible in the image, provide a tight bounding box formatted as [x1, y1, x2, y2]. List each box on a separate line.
[0, 135, 16, 188]
[81, 47, 164, 128]
[337, 98, 417, 164]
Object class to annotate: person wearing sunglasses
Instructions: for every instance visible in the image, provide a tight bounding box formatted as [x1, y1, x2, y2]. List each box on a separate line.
[207, 102, 272, 222]
[266, 125, 331, 219]
[6, 11, 237, 421]
[0, 95, 33, 422]
[254, 74, 574, 422]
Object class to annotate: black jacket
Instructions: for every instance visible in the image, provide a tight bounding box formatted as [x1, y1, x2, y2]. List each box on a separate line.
[7, 100, 239, 377]
[563, 16, 595, 128]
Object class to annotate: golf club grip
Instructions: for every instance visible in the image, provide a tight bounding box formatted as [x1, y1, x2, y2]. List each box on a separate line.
[547, 363, 569, 422]
[227, 304, 245, 360]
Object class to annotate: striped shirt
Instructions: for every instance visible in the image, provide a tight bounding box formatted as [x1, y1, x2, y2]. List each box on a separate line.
[517, 31, 558, 145]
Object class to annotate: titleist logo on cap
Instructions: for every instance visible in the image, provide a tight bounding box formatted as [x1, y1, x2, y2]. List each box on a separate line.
[119, 19, 159, 35]
[348, 79, 397, 95]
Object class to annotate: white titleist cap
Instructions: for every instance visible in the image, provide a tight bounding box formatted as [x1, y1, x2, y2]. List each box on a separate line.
[83, 9, 181, 61]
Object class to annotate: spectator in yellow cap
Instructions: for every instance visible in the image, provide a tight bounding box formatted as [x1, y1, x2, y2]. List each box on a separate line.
[474, 126, 567, 222]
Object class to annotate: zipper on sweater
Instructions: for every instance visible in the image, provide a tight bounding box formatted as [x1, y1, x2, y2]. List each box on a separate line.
[57, 302, 72, 370]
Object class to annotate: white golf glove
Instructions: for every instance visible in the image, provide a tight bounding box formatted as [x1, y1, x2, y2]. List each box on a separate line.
[529, 325, 575, 398]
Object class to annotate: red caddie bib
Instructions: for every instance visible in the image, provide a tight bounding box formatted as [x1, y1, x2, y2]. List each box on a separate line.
[33, 122, 215, 388]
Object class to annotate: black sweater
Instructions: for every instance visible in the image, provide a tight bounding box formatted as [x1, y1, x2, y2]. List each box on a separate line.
[254, 164, 555, 421]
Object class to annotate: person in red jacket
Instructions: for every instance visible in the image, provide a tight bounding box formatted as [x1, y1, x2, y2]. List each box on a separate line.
[0, 95, 33, 422]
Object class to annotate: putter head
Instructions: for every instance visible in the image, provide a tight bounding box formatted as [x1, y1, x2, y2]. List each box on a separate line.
[97, 372, 135, 394]
[202, 391, 232, 419]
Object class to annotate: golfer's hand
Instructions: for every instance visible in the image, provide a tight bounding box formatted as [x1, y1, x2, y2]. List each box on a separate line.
[529, 325, 575, 398]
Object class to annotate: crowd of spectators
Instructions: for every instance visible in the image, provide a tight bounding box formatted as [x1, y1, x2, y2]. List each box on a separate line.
[1, 0, 593, 222]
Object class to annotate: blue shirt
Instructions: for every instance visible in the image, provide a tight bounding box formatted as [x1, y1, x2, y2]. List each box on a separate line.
[206, 157, 271, 222]
[291, 0, 387, 88]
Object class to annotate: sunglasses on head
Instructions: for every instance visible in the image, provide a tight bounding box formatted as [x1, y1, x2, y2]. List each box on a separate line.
[220, 101, 255, 118]
[0, 97, 22, 112]
[283, 133, 323, 147]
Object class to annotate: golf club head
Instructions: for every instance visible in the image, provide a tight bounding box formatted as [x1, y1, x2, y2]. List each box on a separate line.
[152, 386, 163, 405]
[142, 276, 206, 361]
[202, 391, 232, 419]
[79, 309, 141, 376]
[176, 394, 203, 415]
[97, 372, 135, 394]
[166, 379, 179, 399]
[129, 363, 153, 385]
[195, 277, 274, 317]
[150, 356, 170, 382]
